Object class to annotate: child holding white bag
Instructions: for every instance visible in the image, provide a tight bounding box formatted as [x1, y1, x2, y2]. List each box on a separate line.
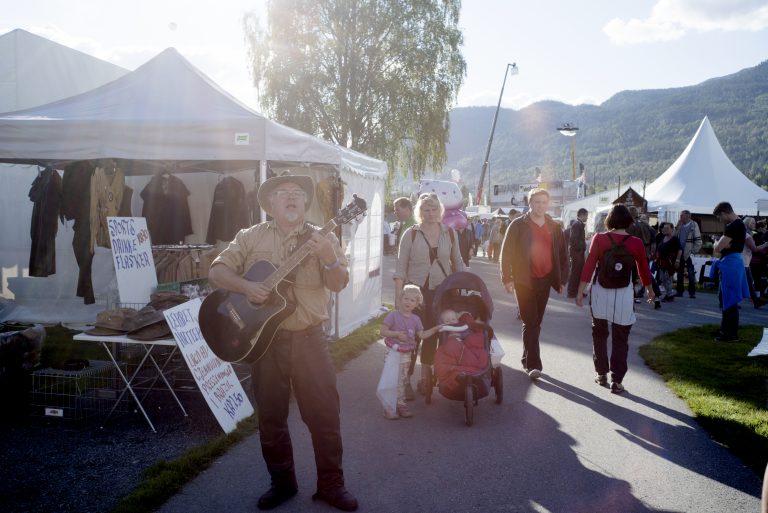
[377, 285, 440, 419]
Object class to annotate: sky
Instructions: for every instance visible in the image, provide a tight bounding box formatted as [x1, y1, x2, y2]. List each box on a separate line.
[3, 0, 768, 111]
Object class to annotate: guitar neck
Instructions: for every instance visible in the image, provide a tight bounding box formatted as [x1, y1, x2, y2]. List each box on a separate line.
[262, 221, 339, 290]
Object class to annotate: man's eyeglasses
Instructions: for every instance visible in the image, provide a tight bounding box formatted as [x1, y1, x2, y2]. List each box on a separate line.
[272, 189, 306, 199]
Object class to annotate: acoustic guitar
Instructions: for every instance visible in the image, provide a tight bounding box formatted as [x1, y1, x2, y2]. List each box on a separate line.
[199, 195, 367, 363]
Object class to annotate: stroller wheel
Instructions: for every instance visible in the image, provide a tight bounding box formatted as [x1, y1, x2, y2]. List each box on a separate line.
[493, 367, 503, 404]
[464, 383, 474, 426]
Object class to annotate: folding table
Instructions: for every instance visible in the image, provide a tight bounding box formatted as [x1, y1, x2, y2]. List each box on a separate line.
[73, 333, 188, 432]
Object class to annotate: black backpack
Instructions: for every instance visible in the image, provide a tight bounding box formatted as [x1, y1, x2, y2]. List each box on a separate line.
[597, 234, 635, 289]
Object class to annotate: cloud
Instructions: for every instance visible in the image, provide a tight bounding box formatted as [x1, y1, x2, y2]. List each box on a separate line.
[604, 0, 768, 45]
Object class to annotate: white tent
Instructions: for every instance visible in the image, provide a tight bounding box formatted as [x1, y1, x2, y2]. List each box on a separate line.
[645, 116, 768, 219]
[0, 29, 128, 112]
[0, 47, 343, 167]
[0, 41, 386, 337]
[0, 28, 130, 322]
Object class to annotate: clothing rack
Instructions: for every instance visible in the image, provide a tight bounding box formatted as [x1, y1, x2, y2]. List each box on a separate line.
[151, 244, 215, 283]
[151, 244, 213, 251]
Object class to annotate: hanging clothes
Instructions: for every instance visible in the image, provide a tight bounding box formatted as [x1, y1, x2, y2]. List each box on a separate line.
[206, 176, 249, 243]
[61, 161, 96, 304]
[118, 185, 133, 217]
[28, 167, 62, 277]
[140, 173, 193, 245]
[90, 166, 125, 250]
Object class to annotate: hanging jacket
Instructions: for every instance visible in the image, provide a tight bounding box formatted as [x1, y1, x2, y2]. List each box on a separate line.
[140, 173, 193, 245]
[62, 161, 96, 303]
[28, 168, 62, 277]
[206, 176, 249, 243]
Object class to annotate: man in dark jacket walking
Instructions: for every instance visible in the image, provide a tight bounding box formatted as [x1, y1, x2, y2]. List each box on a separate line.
[499, 188, 568, 380]
[567, 208, 588, 297]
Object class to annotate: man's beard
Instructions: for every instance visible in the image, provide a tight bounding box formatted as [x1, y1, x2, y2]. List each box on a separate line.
[284, 211, 300, 223]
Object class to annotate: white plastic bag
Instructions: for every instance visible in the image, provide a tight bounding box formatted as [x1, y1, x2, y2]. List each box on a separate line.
[489, 336, 505, 366]
[376, 349, 400, 414]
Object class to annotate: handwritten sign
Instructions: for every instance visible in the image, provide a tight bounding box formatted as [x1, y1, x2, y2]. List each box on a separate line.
[107, 217, 158, 304]
[163, 298, 254, 433]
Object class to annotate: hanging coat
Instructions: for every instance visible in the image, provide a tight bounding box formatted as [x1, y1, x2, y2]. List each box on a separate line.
[140, 173, 193, 245]
[62, 162, 96, 303]
[206, 176, 249, 243]
[28, 168, 62, 277]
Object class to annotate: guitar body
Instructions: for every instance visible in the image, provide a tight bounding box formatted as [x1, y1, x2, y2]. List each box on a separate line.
[199, 260, 296, 363]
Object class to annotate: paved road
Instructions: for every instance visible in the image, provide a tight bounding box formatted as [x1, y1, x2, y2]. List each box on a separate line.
[162, 254, 764, 512]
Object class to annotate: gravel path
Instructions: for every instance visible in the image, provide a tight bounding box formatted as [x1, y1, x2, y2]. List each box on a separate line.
[0, 372, 224, 513]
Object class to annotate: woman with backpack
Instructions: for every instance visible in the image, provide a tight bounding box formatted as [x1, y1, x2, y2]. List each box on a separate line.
[574, 204, 655, 393]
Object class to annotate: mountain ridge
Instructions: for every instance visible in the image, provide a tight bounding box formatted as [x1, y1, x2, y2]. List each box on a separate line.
[444, 59, 768, 195]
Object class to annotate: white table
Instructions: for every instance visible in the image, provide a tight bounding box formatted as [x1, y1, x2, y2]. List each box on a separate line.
[692, 255, 715, 284]
[73, 333, 188, 432]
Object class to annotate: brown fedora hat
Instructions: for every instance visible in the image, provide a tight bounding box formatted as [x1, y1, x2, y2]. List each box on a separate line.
[148, 291, 189, 311]
[85, 308, 138, 336]
[256, 171, 315, 217]
[125, 306, 165, 332]
[127, 320, 171, 341]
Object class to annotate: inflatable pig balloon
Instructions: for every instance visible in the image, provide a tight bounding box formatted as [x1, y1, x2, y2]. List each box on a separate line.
[418, 179, 468, 231]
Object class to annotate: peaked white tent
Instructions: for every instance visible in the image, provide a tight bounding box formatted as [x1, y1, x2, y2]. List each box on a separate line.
[0, 28, 130, 323]
[0, 47, 344, 167]
[0, 29, 127, 113]
[645, 116, 768, 217]
[0, 42, 386, 337]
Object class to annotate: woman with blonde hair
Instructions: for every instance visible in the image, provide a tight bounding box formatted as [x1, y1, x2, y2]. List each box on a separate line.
[394, 192, 465, 398]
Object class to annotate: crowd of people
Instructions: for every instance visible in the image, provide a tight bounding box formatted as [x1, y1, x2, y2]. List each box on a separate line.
[381, 189, 766, 418]
[205, 172, 763, 511]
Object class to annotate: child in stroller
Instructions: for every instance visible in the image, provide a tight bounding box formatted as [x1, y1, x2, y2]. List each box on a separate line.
[434, 309, 489, 400]
[425, 272, 503, 425]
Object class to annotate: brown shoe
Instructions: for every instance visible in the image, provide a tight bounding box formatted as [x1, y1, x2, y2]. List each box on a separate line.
[396, 404, 414, 418]
[312, 487, 359, 511]
[257, 485, 297, 510]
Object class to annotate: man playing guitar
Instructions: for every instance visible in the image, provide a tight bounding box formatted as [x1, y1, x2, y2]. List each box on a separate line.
[208, 171, 358, 511]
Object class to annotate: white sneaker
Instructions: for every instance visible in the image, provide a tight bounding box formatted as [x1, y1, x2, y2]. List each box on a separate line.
[611, 381, 624, 394]
[528, 369, 541, 380]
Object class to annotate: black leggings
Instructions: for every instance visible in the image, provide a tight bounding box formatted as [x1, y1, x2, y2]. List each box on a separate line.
[406, 287, 438, 379]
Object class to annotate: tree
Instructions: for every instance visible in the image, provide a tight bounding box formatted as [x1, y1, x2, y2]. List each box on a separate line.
[243, 0, 466, 179]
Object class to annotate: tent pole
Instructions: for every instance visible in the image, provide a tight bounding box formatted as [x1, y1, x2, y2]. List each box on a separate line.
[259, 160, 267, 222]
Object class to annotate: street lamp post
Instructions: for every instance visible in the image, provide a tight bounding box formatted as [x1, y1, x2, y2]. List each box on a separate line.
[557, 123, 579, 180]
[476, 62, 518, 206]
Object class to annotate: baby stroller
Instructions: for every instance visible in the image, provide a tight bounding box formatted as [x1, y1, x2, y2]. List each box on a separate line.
[424, 272, 502, 426]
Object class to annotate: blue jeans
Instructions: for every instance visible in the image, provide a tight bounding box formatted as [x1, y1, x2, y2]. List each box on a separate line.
[676, 255, 696, 296]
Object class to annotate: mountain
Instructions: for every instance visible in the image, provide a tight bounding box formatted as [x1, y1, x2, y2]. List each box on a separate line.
[445, 59, 768, 195]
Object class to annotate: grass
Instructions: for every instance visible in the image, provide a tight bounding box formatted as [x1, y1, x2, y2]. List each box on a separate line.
[639, 324, 768, 474]
[110, 311, 387, 513]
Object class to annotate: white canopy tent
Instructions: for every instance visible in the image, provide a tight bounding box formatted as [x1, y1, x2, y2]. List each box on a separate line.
[0, 41, 386, 337]
[0, 28, 129, 323]
[0, 29, 128, 113]
[645, 116, 768, 220]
